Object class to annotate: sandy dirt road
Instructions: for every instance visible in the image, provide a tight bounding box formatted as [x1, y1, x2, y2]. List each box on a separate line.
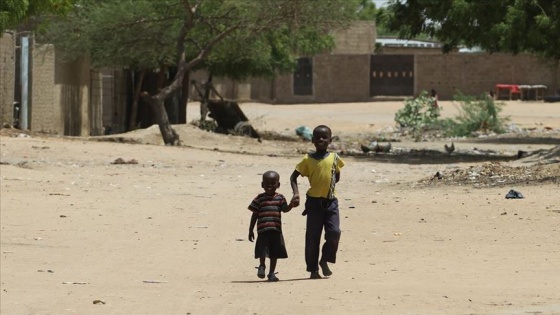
[1, 100, 559, 315]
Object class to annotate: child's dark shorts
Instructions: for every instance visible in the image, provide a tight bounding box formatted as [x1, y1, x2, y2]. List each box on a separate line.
[254, 230, 288, 259]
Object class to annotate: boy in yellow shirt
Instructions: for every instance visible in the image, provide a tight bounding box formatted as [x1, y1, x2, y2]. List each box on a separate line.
[290, 125, 345, 279]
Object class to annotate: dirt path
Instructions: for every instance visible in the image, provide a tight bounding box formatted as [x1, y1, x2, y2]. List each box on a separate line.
[1, 100, 559, 315]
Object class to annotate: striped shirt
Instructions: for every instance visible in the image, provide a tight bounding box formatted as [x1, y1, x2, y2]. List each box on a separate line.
[248, 193, 289, 234]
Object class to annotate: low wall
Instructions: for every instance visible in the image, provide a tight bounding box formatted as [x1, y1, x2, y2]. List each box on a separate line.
[415, 53, 560, 100]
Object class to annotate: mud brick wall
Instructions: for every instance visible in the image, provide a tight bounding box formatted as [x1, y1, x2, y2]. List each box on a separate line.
[415, 53, 560, 100]
[30, 44, 62, 133]
[272, 54, 371, 104]
[30, 44, 91, 135]
[1, 32, 16, 126]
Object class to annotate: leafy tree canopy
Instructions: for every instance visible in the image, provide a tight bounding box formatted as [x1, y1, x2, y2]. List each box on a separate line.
[356, 0, 378, 20]
[378, 0, 560, 61]
[0, 0, 74, 34]
[41, 0, 358, 79]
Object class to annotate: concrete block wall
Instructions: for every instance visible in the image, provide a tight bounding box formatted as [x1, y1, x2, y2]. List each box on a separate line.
[0, 32, 16, 126]
[331, 21, 375, 55]
[313, 54, 371, 103]
[271, 54, 371, 104]
[416, 53, 560, 100]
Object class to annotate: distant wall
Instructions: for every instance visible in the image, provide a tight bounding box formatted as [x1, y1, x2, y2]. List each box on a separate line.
[0, 32, 16, 126]
[31, 44, 92, 135]
[415, 53, 560, 100]
[30, 44, 61, 133]
[263, 54, 370, 104]
[331, 21, 376, 55]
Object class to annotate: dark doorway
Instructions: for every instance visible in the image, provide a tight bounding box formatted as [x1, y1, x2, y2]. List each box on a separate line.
[370, 55, 414, 96]
[294, 57, 313, 95]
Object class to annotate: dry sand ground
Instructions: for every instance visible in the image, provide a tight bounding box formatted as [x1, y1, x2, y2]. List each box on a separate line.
[1, 100, 559, 315]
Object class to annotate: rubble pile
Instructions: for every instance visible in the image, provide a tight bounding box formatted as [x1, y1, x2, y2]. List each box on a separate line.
[420, 162, 560, 187]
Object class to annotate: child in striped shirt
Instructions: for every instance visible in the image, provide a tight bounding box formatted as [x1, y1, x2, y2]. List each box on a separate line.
[248, 170, 294, 281]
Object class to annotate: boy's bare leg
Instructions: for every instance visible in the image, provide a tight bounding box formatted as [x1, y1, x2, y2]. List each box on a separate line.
[257, 257, 266, 279]
[268, 258, 279, 281]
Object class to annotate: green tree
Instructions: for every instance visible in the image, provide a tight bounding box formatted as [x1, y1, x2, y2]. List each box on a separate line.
[378, 0, 560, 61]
[42, 0, 358, 145]
[356, 0, 377, 20]
[0, 0, 74, 34]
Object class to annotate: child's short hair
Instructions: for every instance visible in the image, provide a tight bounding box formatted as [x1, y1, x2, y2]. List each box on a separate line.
[313, 125, 332, 136]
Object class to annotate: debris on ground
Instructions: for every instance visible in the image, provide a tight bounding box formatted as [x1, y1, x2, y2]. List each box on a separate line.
[111, 158, 138, 165]
[419, 162, 560, 187]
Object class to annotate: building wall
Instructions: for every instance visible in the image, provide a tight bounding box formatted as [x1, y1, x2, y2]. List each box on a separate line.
[30, 44, 62, 133]
[269, 54, 371, 104]
[314, 54, 371, 103]
[0, 32, 16, 126]
[415, 53, 560, 100]
[331, 21, 376, 55]
[31, 44, 92, 135]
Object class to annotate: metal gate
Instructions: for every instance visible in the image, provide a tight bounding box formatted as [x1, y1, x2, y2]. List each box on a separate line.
[370, 55, 414, 96]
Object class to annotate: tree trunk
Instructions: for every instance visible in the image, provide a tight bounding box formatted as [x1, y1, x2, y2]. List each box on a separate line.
[141, 91, 180, 145]
[128, 70, 146, 131]
[553, 60, 559, 95]
[200, 73, 213, 123]
[179, 71, 189, 124]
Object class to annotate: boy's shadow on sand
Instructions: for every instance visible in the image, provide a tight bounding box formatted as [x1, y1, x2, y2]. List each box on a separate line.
[231, 277, 316, 283]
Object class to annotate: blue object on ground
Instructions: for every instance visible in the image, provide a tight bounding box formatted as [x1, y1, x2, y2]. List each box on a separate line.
[295, 126, 312, 141]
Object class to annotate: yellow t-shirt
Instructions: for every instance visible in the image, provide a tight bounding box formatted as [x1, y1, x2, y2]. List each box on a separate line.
[295, 153, 345, 198]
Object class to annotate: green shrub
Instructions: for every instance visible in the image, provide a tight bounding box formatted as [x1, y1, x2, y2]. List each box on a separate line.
[443, 93, 509, 137]
[394, 90, 440, 135]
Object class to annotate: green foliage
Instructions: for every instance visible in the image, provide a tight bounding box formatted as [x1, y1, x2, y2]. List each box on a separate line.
[41, 0, 358, 78]
[1, 0, 74, 33]
[440, 94, 509, 137]
[380, 0, 560, 61]
[394, 90, 440, 135]
[395, 91, 509, 138]
[356, 0, 377, 21]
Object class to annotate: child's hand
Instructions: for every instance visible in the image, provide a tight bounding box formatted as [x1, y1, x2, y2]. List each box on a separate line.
[248, 230, 255, 242]
[290, 195, 300, 207]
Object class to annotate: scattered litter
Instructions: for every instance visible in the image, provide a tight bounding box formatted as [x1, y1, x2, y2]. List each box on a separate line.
[93, 300, 106, 305]
[143, 280, 167, 283]
[111, 158, 138, 165]
[505, 189, 524, 199]
[295, 126, 312, 141]
[62, 281, 88, 285]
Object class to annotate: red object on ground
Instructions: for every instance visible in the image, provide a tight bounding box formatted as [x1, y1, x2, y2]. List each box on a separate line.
[495, 84, 520, 100]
